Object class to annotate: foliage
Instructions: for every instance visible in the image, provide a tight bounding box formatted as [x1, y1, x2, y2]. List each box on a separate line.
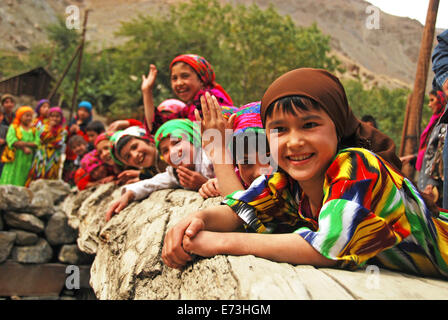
[111, 0, 340, 111]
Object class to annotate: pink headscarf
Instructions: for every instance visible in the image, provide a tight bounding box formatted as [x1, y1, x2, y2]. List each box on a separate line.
[157, 99, 186, 114]
[81, 150, 104, 174]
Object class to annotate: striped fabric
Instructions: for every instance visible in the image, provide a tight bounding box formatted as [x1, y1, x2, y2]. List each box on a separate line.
[223, 147, 448, 278]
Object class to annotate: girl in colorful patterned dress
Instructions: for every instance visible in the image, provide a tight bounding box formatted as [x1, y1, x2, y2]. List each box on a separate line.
[26, 107, 67, 186]
[33, 99, 51, 131]
[162, 68, 448, 279]
[0, 106, 40, 186]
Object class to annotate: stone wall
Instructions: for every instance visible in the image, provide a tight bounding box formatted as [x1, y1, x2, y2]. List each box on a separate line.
[62, 183, 448, 300]
[0, 180, 94, 300]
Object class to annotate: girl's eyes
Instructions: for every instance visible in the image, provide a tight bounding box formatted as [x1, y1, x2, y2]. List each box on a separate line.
[303, 122, 318, 129]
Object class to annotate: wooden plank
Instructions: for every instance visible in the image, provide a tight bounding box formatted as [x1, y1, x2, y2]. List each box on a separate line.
[292, 265, 355, 300]
[320, 267, 448, 300]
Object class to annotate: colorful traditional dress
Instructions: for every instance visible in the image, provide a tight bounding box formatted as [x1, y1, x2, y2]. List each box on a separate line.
[0, 124, 40, 186]
[223, 147, 448, 279]
[26, 123, 67, 186]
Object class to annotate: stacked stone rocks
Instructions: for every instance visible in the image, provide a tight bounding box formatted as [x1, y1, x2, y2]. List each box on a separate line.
[0, 180, 94, 299]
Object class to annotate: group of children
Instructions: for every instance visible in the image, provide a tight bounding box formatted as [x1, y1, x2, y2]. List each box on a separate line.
[2, 48, 448, 280]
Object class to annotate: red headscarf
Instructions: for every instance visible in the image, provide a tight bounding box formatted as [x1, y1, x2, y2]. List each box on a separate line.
[169, 54, 233, 106]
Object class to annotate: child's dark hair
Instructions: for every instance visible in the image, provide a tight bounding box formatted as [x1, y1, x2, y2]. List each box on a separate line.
[361, 115, 378, 129]
[230, 130, 270, 165]
[265, 96, 321, 122]
[68, 135, 88, 148]
[86, 120, 106, 134]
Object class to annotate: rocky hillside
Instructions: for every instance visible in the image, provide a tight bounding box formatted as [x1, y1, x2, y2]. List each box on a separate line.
[0, 0, 444, 89]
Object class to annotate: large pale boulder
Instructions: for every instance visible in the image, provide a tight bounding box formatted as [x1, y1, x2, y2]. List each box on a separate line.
[62, 185, 448, 300]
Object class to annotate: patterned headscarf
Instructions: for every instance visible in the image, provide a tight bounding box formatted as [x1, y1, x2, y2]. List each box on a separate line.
[94, 132, 109, 148]
[154, 119, 201, 151]
[80, 150, 104, 174]
[169, 54, 233, 105]
[157, 99, 186, 114]
[260, 68, 402, 170]
[232, 101, 264, 137]
[12, 106, 34, 126]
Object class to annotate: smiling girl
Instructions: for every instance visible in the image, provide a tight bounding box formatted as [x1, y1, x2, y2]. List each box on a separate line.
[141, 54, 234, 134]
[162, 68, 448, 279]
[26, 107, 67, 186]
[105, 119, 214, 221]
[0, 106, 40, 186]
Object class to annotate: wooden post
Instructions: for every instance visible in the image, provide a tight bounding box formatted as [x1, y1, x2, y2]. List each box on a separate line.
[69, 9, 89, 123]
[400, 0, 439, 178]
[46, 43, 82, 101]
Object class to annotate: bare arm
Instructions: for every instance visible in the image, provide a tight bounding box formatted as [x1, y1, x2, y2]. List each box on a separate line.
[196, 92, 243, 196]
[183, 231, 337, 267]
[162, 205, 243, 269]
[141, 64, 158, 133]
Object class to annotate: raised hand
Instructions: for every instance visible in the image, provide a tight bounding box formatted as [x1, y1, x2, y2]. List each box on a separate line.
[141, 64, 158, 93]
[195, 92, 236, 164]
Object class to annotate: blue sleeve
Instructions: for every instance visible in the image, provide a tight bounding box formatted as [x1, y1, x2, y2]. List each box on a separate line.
[432, 29, 448, 90]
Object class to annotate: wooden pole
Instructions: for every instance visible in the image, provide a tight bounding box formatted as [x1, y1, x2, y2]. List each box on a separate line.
[69, 9, 89, 123]
[46, 43, 82, 101]
[400, 0, 439, 178]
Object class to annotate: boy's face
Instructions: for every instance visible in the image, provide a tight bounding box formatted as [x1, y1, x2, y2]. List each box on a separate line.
[86, 130, 99, 144]
[170, 62, 203, 103]
[119, 137, 156, 169]
[158, 136, 195, 170]
[265, 106, 338, 188]
[96, 139, 114, 165]
[2, 98, 15, 114]
[72, 142, 87, 157]
[90, 165, 108, 181]
[77, 107, 90, 121]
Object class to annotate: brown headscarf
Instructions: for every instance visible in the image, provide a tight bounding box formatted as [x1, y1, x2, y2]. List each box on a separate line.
[260, 68, 402, 170]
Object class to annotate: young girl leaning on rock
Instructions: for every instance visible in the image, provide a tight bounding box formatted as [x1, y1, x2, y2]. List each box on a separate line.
[105, 119, 215, 222]
[162, 68, 448, 280]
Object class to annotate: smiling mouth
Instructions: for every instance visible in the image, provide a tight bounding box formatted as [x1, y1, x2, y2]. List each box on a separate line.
[286, 153, 313, 162]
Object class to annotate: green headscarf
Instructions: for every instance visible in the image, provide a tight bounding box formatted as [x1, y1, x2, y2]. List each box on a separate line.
[154, 119, 201, 151]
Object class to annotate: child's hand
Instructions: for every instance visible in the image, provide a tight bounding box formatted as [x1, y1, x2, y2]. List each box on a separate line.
[182, 230, 222, 258]
[177, 166, 208, 191]
[23, 147, 32, 155]
[0, 138, 5, 146]
[195, 92, 236, 164]
[198, 178, 221, 199]
[107, 120, 130, 134]
[141, 64, 158, 93]
[162, 213, 205, 269]
[69, 124, 80, 134]
[116, 170, 141, 185]
[105, 190, 135, 222]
